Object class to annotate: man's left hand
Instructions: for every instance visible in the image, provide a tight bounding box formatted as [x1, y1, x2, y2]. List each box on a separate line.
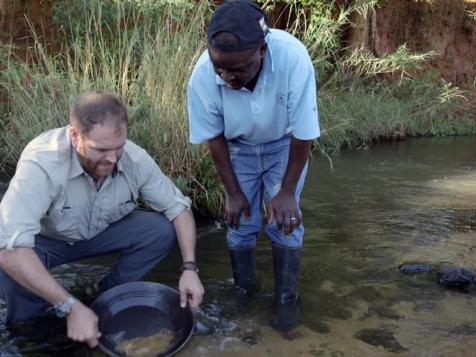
[267, 190, 302, 235]
[178, 270, 204, 308]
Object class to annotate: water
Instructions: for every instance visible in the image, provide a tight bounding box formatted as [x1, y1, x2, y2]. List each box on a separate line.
[1, 137, 476, 356]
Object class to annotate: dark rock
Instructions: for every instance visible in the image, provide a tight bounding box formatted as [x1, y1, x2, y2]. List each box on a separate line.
[450, 324, 476, 336]
[399, 263, 432, 274]
[437, 266, 475, 288]
[355, 327, 408, 353]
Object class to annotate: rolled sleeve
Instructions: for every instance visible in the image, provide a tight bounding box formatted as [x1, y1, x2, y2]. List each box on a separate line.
[288, 50, 320, 140]
[0, 160, 54, 250]
[137, 152, 192, 221]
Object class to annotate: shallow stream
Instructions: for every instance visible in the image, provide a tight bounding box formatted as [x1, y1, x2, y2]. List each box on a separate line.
[1, 137, 476, 356]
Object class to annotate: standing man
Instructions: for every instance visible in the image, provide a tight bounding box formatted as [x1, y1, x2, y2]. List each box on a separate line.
[188, 0, 319, 331]
[0, 91, 204, 347]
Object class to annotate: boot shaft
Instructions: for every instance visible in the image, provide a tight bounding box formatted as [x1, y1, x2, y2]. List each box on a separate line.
[272, 244, 301, 304]
[229, 247, 256, 293]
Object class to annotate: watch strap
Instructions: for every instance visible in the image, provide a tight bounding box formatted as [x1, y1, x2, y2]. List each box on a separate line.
[181, 261, 199, 273]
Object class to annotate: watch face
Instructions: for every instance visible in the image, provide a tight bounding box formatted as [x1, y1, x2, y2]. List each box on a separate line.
[55, 297, 77, 318]
[55, 306, 67, 318]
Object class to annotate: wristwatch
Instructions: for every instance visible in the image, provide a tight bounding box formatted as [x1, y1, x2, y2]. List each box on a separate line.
[181, 261, 199, 273]
[54, 296, 77, 318]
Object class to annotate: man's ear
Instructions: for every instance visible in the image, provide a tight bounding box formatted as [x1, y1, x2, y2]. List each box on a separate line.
[70, 126, 79, 148]
[259, 42, 267, 58]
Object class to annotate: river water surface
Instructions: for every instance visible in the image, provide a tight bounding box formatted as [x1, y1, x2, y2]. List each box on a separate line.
[1, 137, 476, 356]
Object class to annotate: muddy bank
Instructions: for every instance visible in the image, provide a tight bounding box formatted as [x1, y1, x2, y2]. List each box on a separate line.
[347, 1, 476, 83]
[348, 0, 476, 115]
[2, 0, 475, 89]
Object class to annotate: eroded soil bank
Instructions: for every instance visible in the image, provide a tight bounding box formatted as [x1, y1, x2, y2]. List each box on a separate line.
[1, 0, 475, 90]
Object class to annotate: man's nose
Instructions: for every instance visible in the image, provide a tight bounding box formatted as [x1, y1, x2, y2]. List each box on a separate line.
[220, 70, 236, 82]
[105, 150, 118, 163]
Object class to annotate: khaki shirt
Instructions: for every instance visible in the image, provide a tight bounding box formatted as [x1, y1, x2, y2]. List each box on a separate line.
[0, 126, 191, 249]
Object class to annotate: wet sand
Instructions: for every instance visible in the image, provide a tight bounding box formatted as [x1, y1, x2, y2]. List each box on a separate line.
[426, 172, 476, 209]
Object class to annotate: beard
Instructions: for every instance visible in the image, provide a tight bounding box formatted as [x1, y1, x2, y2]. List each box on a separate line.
[75, 143, 116, 182]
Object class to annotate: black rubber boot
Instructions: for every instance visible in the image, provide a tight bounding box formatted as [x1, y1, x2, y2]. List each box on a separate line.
[229, 247, 256, 309]
[271, 243, 301, 332]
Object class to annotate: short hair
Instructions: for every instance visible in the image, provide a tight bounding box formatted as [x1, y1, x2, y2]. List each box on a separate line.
[70, 91, 128, 135]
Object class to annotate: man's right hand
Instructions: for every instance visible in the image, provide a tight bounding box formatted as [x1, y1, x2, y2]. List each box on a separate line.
[225, 190, 251, 229]
[66, 301, 102, 348]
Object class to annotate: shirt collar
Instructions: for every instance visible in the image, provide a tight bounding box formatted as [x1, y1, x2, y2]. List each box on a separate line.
[69, 147, 85, 180]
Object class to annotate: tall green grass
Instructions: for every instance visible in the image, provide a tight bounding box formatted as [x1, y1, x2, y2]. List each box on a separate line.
[0, 0, 223, 213]
[0, 0, 473, 214]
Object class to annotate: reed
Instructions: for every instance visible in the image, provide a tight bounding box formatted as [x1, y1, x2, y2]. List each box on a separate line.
[0, 0, 472, 214]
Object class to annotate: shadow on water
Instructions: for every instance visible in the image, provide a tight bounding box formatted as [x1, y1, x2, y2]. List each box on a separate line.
[2, 137, 476, 356]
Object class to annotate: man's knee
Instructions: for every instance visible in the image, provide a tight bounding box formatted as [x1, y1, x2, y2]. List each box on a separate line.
[138, 211, 177, 252]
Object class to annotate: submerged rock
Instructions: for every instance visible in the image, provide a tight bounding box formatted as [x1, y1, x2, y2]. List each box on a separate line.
[450, 324, 476, 336]
[398, 263, 432, 274]
[355, 327, 407, 353]
[437, 266, 475, 288]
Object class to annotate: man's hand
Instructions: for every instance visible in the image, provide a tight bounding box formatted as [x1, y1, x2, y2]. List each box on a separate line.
[66, 301, 102, 348]
[207, 135, 249, 229]
[267, 189, 302, 235]
[179, 270, 204, 308]
[225, 190, 251, 229]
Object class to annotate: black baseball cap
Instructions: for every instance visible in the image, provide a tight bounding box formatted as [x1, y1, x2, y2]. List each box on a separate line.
[207, 0, 270, 52]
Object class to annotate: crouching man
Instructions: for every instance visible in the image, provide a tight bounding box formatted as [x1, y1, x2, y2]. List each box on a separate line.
[0, 91, 204, 347]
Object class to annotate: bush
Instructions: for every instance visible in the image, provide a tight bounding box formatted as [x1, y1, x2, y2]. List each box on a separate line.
[0, 0, 473, 215]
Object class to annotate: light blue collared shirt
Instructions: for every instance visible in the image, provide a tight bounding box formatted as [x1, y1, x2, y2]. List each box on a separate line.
[188, 29, 320, 145]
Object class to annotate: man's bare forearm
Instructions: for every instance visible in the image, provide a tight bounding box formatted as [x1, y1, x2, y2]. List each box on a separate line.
[173, 209, 197, 262]
[0, 247, 70, 305]
[280, 137, 313, 194]
[207, 135, 241, 195]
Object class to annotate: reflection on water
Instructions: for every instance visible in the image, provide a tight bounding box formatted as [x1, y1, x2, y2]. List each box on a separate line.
[1, 137, 476, 356]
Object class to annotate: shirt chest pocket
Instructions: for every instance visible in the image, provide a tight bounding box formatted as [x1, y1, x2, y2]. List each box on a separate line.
[103, 200, 137, 225]
[44, 206, 79, 238]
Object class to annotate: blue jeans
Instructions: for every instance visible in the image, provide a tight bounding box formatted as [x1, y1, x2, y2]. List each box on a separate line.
[0, 210, 176, 324]
[227, 136, 308, 249]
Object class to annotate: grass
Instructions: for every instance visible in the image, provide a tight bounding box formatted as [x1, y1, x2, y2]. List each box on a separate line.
[0, 0, 223, 214]
[0, 0, 474, 215]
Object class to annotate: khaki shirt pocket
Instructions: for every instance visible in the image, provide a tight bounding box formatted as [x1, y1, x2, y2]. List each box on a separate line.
[104, 200, 137, 225]
[41, 205, 81, 241]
